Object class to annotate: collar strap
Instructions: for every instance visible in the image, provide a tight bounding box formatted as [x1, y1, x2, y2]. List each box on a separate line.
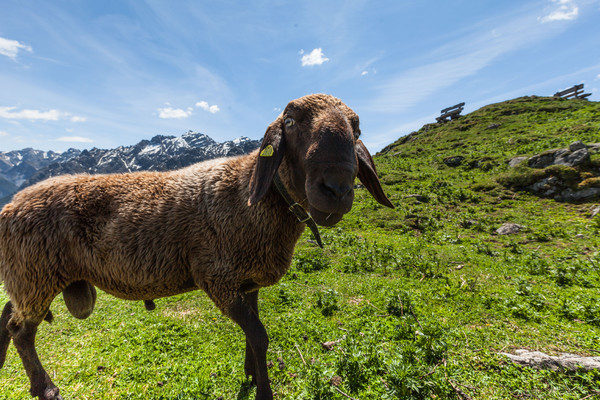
[272, 173, 323, 248]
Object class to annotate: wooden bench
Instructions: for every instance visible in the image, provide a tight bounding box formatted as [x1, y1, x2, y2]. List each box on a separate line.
[436, 102, 465, 123]
[554, 84, 591, 100]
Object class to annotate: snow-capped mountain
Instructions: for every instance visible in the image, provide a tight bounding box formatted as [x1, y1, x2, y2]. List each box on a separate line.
[0, 131, 261, 203]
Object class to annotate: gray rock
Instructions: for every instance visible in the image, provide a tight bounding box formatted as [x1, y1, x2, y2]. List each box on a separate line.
[501, 349, 600, 371]
[487, 123, 501, 129]
[569, 140, 586, 152]
[528, 151, 557, 169]
[530, 176, 561, 197]
[443, 156, 465, 167]
[555, 187, 600, 202]
[591, 206, 600, 218]
[508, 156, 528, 168]
[575, 234, 584, 239]
[588, 143, 600, 153]
[528, 147, 590, 169]
[554, 148, 590, 167]
[496, 223, 522, 235]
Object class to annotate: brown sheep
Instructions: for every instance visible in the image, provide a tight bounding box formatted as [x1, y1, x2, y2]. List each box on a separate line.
[0, 94, 393, 400]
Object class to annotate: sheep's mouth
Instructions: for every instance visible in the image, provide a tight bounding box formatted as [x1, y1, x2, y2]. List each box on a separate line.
[308, 206, 345, 227]
[305, 178, 355, 227]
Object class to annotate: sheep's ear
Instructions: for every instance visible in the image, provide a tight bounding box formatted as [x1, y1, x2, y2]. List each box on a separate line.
[248, 119, 286, 205]
[356, 139, 394, 208]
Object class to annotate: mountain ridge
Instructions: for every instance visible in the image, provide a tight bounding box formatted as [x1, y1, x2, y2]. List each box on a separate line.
[0, 131, 260, 204]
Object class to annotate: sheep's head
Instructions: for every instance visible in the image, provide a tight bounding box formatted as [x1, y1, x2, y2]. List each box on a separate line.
[249, 94, 393, 226]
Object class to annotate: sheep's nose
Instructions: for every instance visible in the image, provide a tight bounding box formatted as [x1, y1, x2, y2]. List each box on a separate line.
[321, 180, 353, 200]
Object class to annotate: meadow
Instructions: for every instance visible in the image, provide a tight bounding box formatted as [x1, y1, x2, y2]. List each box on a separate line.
[1, 96, 600, 399]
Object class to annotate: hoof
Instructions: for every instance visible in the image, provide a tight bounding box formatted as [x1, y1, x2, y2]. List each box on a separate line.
[38, 386, 61, 400]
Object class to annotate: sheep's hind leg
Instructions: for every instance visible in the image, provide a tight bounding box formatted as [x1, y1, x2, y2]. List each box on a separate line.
[8, 314, 62, 400]
[227, 292, 272, 400]
[243, 290, 259, 381]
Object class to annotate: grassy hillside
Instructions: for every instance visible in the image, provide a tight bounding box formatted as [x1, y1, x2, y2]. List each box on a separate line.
[1, 96, 600, 399]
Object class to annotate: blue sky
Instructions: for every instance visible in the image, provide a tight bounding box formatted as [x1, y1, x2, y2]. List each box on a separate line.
[1, 0, 599, 153]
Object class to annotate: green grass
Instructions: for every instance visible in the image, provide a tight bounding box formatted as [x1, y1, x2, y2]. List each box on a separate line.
[2, 96, 600, 399]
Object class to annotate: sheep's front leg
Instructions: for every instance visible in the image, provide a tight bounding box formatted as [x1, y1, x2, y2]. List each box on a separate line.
[0, 302, 13, 368]
[243, 290, 259, 381]
[227, 292, 272, 400]
[9, 318, 62, 400]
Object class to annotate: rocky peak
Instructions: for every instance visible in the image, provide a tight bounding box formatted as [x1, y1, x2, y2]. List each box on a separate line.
[0, 131, 260, 203]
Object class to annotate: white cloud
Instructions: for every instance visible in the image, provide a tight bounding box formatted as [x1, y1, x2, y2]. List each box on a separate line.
[301, 48, 329, 67]
[0, 37, 32, 60]
[195, 101, 220, 114]
[56, 136, 94, 143]
[539, 0, 579, 23]
[0, 106, 62, 121]
[0, 130, 7, 137]
[157, 107, 193, 119]
[361, 71, 369, 76]
[595, 74, 600, 80]
[0, 106, 86, 123]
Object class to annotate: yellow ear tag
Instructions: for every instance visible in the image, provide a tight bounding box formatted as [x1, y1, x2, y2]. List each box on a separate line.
[260, 145, 274, 157]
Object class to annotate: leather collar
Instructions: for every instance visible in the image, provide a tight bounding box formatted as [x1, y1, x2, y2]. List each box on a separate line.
[272, 173, 323, 248]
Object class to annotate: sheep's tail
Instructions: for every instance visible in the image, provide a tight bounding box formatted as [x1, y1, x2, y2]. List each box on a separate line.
[0, 301, 12, 369]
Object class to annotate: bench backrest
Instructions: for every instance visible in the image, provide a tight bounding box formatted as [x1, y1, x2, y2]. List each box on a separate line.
[441, 102, 465, 114]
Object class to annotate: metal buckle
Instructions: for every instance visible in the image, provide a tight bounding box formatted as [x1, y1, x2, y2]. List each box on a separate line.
[289, 203, 311, 223]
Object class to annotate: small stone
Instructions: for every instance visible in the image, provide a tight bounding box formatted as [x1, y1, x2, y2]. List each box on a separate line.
[590, 206, 600, 219]
[322, 341, 336, 351]
[575, 234, 584, 239]
[496, 223, 522, 235]
[487, 123, 501, 129]
[330, 375, 342, 386]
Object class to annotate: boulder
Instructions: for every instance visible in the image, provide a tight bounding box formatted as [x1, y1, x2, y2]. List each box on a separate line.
[554, 148, 590, 167]
[569, 140, 586, 152]
[555, 187, 600, 202]
[527, 145, 590, 169]
[528, 151, 558, 169]
[530, 176, 561, 197]
[508, 156, 528, 168]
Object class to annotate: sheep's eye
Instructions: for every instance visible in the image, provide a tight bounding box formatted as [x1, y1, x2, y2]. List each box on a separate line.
[284, 118, 295, 127]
